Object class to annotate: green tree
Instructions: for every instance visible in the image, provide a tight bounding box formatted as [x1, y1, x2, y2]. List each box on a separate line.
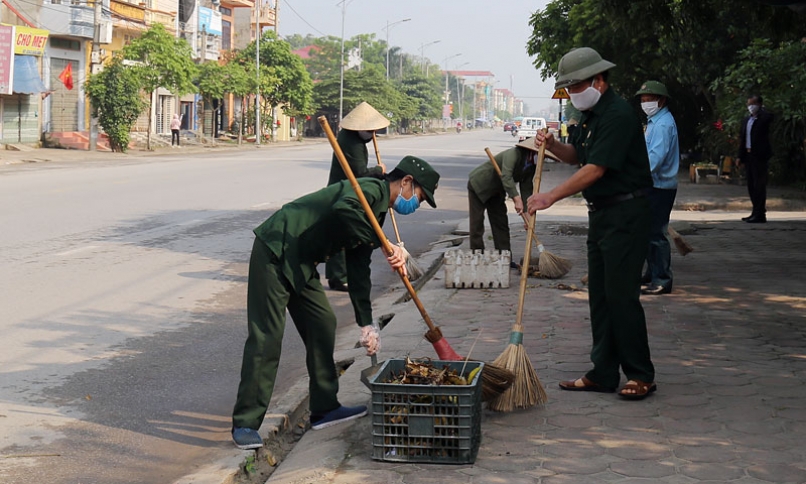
[85, 55, 146, 153]
[398, 75, 443, 131]
[284, 33, 318, 50]
[226, 61, 254, 144]
[313, 64, 411, 130]
[237, 30, 313, 141]
[527, 0, 805, 161]
[122, 23, 197, 150]
[714, 39, 806, 185]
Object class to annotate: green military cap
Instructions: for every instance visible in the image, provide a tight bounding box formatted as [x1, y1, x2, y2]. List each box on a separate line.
[635, 80, 670, 98]
[395, 155, 440, 208]
[555, 47, 616, 90]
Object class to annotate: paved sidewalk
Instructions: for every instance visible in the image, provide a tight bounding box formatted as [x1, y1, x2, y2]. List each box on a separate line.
[265, 201, 806, 482]
[0, 138, 329, 167]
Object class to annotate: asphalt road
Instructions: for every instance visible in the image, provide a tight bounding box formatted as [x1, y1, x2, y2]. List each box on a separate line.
[0, 127, 522, 483]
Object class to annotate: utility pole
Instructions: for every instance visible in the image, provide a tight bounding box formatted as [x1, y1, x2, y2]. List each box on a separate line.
[89, 0, 102, 151]
[384, 18, 410, 81]
[274, 0, 279, 35]
[338, 0, 345, 124]
[255, 0, 261, 146]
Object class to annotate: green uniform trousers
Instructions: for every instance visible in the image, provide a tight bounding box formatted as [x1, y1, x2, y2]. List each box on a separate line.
[233, 238, 340, 430]
[325, 250, 347, 285]
[468, 180, 511, 252]
[585, 197, 655, 389]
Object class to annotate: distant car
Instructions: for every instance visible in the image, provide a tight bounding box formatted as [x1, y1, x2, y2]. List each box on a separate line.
[503, 122, 516, 132]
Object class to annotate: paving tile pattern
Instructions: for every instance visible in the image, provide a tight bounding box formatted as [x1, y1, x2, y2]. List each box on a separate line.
[269, 219, 806, 484]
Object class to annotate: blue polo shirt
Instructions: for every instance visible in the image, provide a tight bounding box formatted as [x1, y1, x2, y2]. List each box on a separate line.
[644, 106, 679, 189]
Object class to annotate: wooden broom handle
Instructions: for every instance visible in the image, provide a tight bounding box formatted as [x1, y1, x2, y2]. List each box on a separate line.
[484, 147, 543, 248]
[318, 116, 438, 332]
[514, 130, 547, 327]
[372, 133, 403, 244]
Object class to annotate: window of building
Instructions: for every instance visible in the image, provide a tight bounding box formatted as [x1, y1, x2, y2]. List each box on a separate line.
[219, 6, 232, 16]
[221, 20, 231, 51]
[51, 38, 82, 51]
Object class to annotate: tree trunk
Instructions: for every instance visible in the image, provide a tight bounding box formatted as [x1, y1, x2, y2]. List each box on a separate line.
[238, 96, 245, 145]
[147, 90, 153, 151]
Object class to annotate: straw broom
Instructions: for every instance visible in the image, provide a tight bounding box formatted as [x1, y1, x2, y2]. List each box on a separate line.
[668, 226, 693, 256]
[372, 133, 424, 281]
[483, 148, 571, 279]
[488, 134, 550, 412]
[318, 116, 514, 400]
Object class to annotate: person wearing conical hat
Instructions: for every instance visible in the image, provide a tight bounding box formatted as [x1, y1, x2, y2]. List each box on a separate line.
[467, 139, 561, 269]
[325, 102, 391, 292]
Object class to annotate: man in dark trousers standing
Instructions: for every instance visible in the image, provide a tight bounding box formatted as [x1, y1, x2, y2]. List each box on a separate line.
[527, 47, 656, 401]
[737, 94, 773, 223]
[326, 102, 390, 291]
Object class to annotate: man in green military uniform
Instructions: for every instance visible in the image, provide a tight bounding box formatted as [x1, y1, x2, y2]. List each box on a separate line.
[467, 139, 558, 268]
[325, 102, 390, 292]
[232, 156, 440, 449]
[527, 47, 656, 400]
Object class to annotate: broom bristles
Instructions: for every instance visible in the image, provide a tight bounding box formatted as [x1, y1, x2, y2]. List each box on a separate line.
[668, 227, 693, 256]
[398, 242, 424, 281]
[480, 364, 516, 402]
[537, 249, 572, 279]
[488, 342, 547, 412]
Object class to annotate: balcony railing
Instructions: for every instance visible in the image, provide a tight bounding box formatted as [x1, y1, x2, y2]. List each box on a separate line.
[256, 4, 276, 28]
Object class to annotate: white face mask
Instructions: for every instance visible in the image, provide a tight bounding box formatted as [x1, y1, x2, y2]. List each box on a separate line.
[568, 79, 602, 111]
[641, 101, 660, 117]
[748, 104, 760, 116]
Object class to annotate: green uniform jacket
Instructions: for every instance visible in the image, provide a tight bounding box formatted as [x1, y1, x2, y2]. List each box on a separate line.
[327, 129, 384, 186]
[468, 147, 537, 203]
[571, 87, 652, 199]
[253, 178, 389, 327]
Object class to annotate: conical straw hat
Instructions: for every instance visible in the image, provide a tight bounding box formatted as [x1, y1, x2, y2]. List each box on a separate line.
[340, 102, 390, 131]
[515, 137, 562, 163]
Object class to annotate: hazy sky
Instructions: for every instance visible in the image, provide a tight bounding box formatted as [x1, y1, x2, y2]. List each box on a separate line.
[276, 0, 556, 112]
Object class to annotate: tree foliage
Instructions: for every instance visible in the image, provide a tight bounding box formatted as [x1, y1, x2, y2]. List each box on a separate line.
[123, 23, 197, 96]
[237, 30, 314, 119]
[85, 55, 146, 153]
[526, 0, 806, 184]
[122, 23, 197, 149]
[714, 39, 806, 184]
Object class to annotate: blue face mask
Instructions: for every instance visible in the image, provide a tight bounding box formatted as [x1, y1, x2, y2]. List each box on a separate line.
[393, 185, 420, 215]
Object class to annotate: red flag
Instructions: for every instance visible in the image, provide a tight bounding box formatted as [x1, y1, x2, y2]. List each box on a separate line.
[58, 63, 73, 90]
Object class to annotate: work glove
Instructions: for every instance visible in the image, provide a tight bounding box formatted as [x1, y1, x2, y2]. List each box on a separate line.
[360, 322, 381, 356]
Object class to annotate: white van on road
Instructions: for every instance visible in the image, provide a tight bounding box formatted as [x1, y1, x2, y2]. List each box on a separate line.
[517, 117, 547, 141]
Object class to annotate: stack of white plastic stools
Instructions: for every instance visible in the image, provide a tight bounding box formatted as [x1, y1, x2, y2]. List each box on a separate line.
[443, 249, 511, 289]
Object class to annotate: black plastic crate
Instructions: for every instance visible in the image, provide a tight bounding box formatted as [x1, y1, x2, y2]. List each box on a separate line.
[368, 359, 482, 464]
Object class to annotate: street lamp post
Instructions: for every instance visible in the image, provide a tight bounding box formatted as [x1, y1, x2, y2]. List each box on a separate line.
[454, 61, 469, 123]
[255, 1, 261, 146]
[419, 40, 440, 75]
[383, 18, 410, 80]
[443, 53, 461, 126]
[338, 0, 346, 124]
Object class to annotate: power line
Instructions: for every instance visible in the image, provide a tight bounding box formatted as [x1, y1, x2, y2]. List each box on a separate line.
[283, 0, 330, 37]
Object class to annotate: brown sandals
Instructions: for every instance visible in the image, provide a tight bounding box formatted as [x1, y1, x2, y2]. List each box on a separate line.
[558, 376, 616, 393]
[618, 380, 657, 400]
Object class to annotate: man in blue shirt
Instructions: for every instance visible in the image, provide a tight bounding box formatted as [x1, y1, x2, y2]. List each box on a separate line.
[636, 81, 679, 295]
